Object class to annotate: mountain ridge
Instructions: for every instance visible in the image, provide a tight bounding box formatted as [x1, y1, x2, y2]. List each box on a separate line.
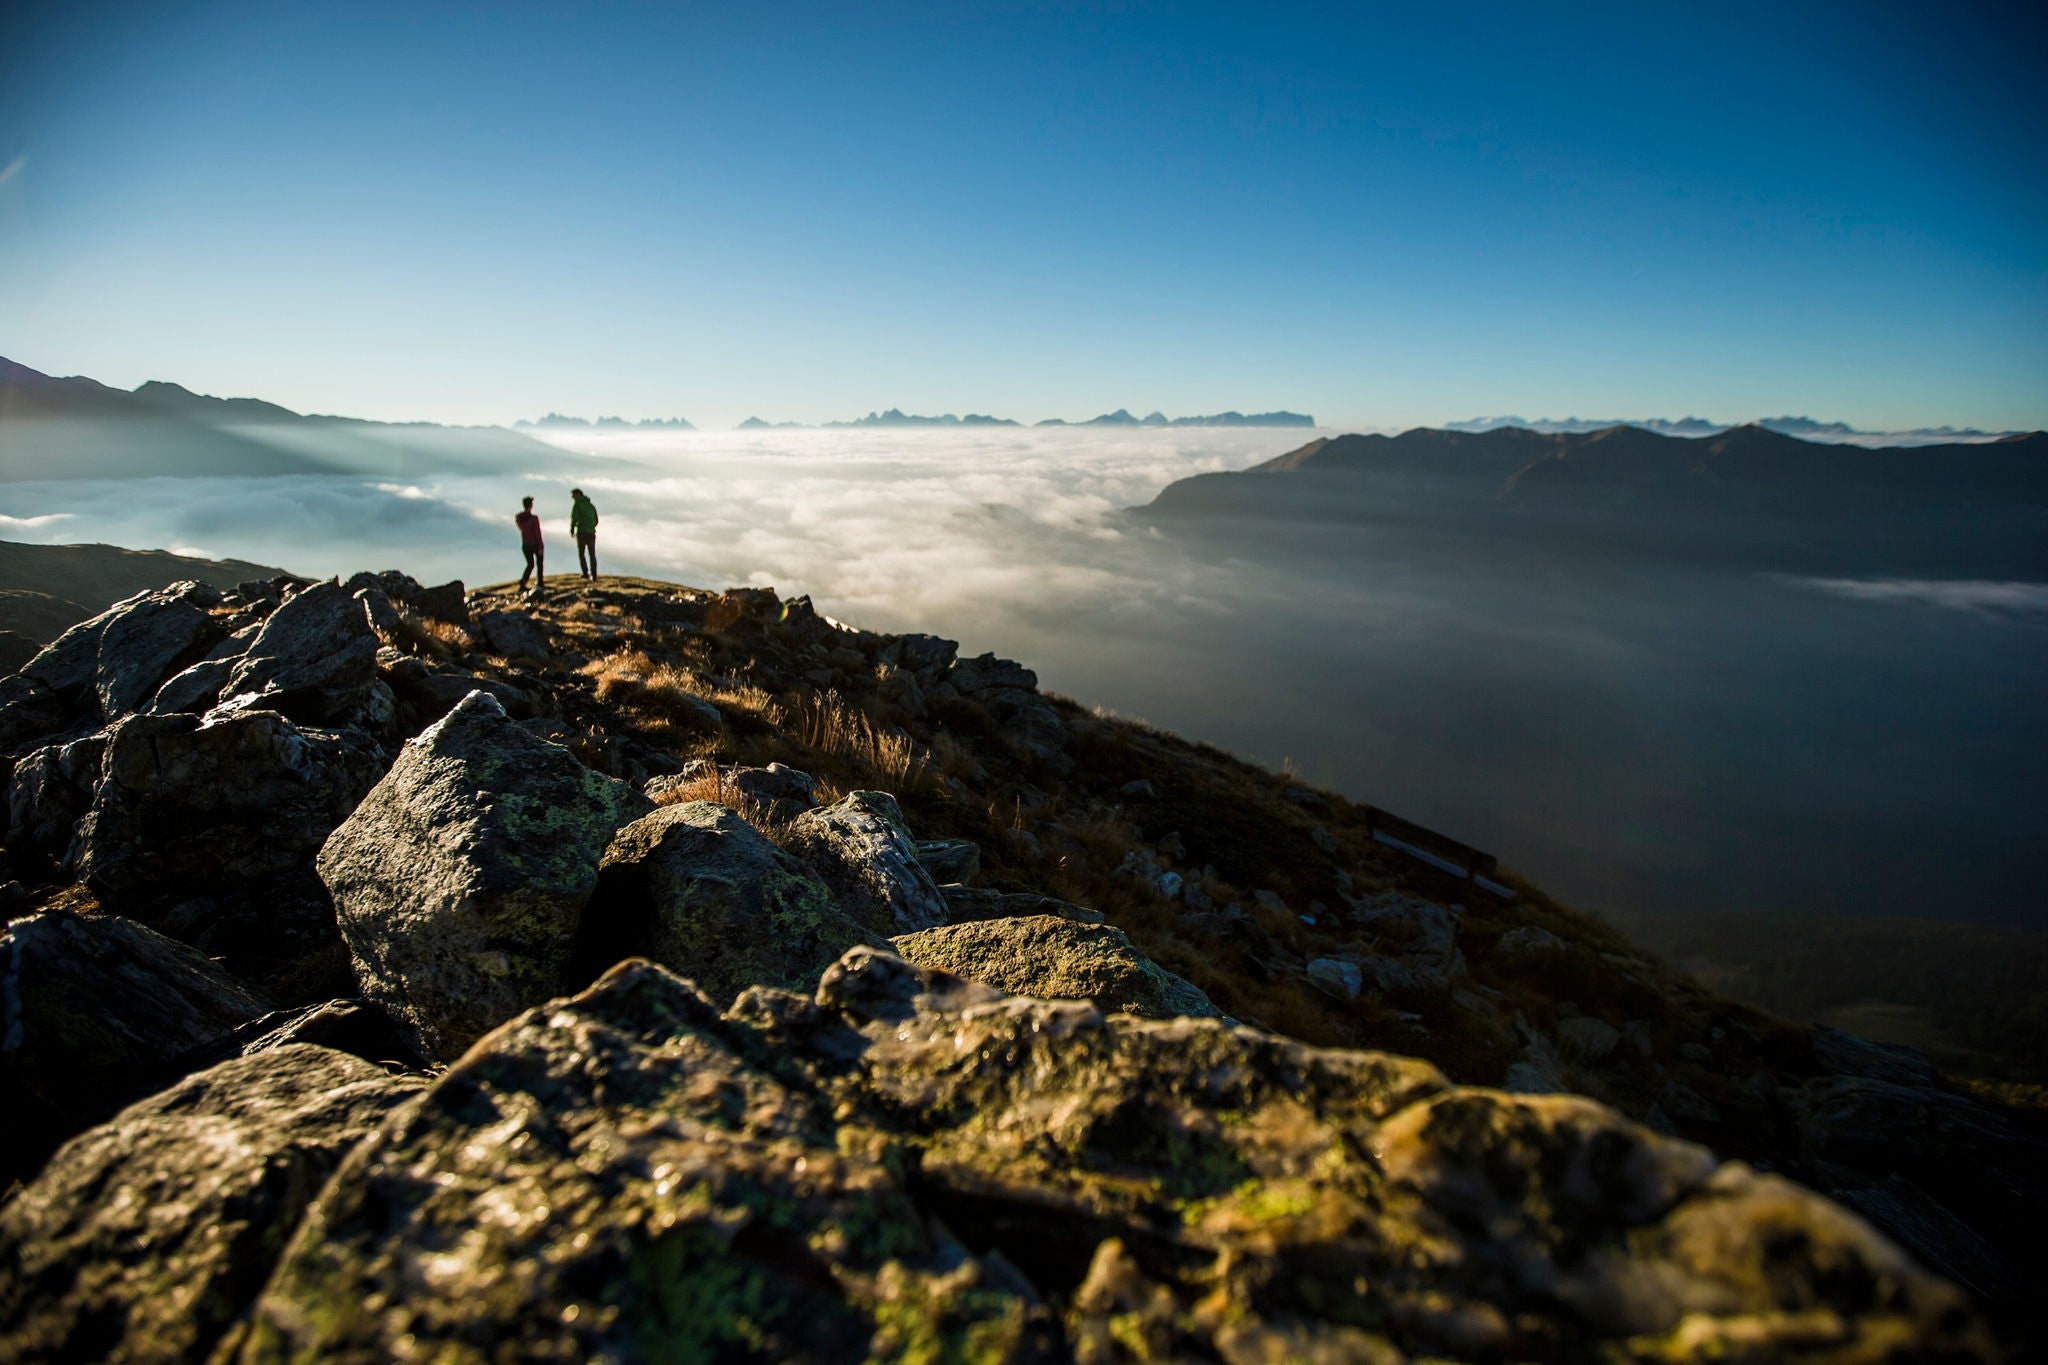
[1148, 423, 2048, 577]
[1, 356, 583, 482]
[1450, 412, 2028, 445]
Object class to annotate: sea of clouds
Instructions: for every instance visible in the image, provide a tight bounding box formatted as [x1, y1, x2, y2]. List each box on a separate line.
[0, 426, 1304, 647]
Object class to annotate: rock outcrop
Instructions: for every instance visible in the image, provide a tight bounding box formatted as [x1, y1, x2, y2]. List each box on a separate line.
[0, 910, 271, 1180]
[69, 708, 387, 983]
[221, 951, 1989, 1362]
[785, 790, 948, 935]
[317, 690, 652, 1060]
[0, 1045, 418, 1364]
[221, 579, 384, 726]
[0, 582, 225, 751]
[581, 800, 886, 1006]
[936, 883, 1105, 925]
[475, 607, 550, 660]
[891, 913, 1222, 1019]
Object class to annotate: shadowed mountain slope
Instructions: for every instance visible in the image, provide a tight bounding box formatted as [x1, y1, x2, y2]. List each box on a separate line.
[1, 356, 571, 481]
[1145, 423, 2048, 576]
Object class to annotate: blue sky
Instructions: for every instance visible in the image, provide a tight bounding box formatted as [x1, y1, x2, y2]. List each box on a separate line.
[2, 1, 2043, 430]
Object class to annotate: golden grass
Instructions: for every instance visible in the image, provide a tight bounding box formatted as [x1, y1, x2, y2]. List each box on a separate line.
[581, 647, 777, 724]
[785, 690, 925, 794]
[648, 766, 804, 841]
[388, 615, 474, 660]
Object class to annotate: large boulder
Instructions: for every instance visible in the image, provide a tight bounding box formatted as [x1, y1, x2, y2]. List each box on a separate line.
[0, 910, 271, 1181]
[68, 708, 387, 985]
[580, 801, 885, 1006]
[891, 914, 1222, 1019]
[317, 690, 652, 1061]
[226, 951, 1990, 1361]
[220, 580, 381, 725]
[0, 1045, 419, 1365]
[784, 790, 947, 934]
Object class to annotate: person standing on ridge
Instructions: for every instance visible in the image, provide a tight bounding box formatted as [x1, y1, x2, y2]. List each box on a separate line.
[515, 495, 545, 596]
[570, 487, 599, 580]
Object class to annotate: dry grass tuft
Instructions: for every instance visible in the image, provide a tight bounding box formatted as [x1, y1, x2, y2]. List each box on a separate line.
[650, 766, 805, 841]
[786, 690, 925, 793]
[581, 648, 777, 725]
[389, 615, 474, 660]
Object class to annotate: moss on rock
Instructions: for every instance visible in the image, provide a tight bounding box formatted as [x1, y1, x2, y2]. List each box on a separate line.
[890, 914, 1222, 1020]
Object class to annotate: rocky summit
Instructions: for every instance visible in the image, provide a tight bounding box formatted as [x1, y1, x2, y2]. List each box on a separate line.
[0, 569, 2038, 1360]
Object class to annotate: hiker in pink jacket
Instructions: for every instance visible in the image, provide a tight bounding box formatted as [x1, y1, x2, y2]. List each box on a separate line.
[515, 495, 545, 596]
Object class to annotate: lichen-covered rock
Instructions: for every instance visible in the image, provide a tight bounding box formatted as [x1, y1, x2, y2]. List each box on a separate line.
[234, 960, 1064, 1363]
[221, 580, 381, 725]
[891, 914, 1222, 1020]
[0, 1045, 419, 1365]
[317, 690, 653, 1060]
[785, 789, 947, 934]
[936, 883, 1104, 925]
[582, 801, 886, 1006]
[68, 708, 386, 985]
[0, 910, 270, 1181]
[228, 950, 1988, 1362]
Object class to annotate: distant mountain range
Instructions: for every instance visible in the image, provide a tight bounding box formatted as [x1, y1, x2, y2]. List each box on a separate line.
[1, 357, 567, 482]
[1448, 414, 2023, 447]
[1143, 423, 2048, 578]
[516, 413, 696, 431]
[732, 408, 1315, 430]
[1039, 408, 1315, 428]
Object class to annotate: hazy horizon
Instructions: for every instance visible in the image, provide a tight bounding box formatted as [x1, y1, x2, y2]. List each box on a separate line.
[6, 423, 2043, 934]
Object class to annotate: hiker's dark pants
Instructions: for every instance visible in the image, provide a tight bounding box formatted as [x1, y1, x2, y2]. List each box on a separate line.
[577, 532, 597, 579]
[520, 545, 544, 590]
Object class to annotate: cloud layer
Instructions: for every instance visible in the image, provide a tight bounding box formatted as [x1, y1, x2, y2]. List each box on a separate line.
[0, 426, 1302, 647]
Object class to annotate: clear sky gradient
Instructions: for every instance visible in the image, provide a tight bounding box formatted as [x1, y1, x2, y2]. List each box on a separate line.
[3, 1, 2043, 430]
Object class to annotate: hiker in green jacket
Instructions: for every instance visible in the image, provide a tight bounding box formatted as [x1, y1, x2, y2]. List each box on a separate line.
[569, 488, 600, 580]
